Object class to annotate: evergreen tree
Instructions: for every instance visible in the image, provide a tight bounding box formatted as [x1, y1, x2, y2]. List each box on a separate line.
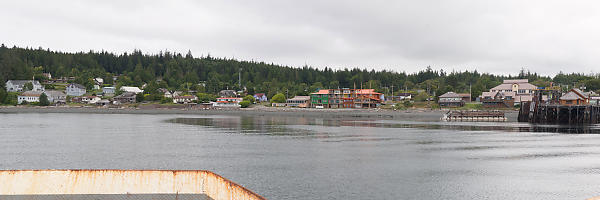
[39, 93, 50, 106]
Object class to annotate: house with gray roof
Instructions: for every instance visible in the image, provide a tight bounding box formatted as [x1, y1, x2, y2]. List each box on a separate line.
[113, 92, 137, 104]
[66, 83, 86, 96]
[439, 92, 467, 107]
[5, 80, 44, 92]
[44, 90, 67, 104]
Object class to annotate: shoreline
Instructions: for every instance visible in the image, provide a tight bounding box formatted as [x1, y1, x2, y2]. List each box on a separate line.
[0, 106, 519, 122]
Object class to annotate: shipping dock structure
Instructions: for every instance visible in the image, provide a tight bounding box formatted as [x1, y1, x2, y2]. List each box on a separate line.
[442, 110, 507, 122]
[518, 87, 600, 124]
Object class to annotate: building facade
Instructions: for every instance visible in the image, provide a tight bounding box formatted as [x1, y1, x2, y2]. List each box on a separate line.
[438, 92, 466, 107]
[113, 92, 136, 104]
[253, 93, 268, 102]
[102, 87, 116, 96]
[559, 89, 589, 105]
[214, 97, 243, 107]
[120, 86, 143, 94]
[6, 80, 44, 92]
[66, 83, 86, 96]
[173, 95, 198, 104]
[286, 96, 310, 108]
[310, 89, 383, 108]
[17, 91, 43, 104]
[44, 90, 67, 104]
[481, 79, 537, 104]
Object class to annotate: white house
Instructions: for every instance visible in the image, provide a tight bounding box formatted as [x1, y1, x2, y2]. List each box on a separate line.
[120, 86, 143, 94]
[17, 91, 43, 104]
[213, 97, 244, 108]
[6, 80, 44, 92]
[164, 91, 173, 98]
[102, 87, 116, 96]
[173, 95, 198, 104]
[214, 97, 243, 107]
[80, 96, 101, 104]
[66, 83, 86, 96]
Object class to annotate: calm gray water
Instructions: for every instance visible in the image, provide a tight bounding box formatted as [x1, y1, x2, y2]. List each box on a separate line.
[2, 113, 600, 200]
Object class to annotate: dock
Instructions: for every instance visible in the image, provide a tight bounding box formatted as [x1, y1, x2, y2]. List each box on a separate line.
[519, 102, 600, 124]
[442, 110, 507, 122]
[518, 87, 600, 124]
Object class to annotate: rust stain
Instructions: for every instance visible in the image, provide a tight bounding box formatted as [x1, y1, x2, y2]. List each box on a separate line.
[0, 169, 266, 200]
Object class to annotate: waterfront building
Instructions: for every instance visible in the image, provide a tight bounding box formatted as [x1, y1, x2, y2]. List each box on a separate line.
[173, 95, 198, 104]
[44, 90, 67, 104]
[310, 88, 383, 108]
[214, 97, 243, 107]
[390, 93, 412, 101]
[17, 91, 43, 104]
[66, 83, 86, 96]
[286, 96, 310, 108]
[559, 88, 589, 105]
[481, 91, 514, 108]
[113, 92, 137, 104]
[438, 92, 466, 107]
[480, 79, 537, 104]
[96, 99, 111, 106]
[5, 80, 44, 92]
[81, 96, 102, 104]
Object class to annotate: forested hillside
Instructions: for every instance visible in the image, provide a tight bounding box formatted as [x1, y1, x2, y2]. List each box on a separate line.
[1, 45, 599, 100]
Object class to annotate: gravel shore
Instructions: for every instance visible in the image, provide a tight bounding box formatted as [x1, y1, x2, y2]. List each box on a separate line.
[0, 106, 518, 122]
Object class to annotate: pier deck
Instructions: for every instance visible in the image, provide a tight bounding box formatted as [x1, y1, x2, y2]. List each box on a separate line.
[519, 102, 600, 124]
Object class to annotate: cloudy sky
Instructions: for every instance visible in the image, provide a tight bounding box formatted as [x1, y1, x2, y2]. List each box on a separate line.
[1, 0, 599, 76]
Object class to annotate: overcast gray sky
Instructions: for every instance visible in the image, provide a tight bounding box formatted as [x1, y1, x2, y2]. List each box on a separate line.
[1, 0, 599, 76]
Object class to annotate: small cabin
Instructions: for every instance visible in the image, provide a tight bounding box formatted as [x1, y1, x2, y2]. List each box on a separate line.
[559, 89, 589, 105]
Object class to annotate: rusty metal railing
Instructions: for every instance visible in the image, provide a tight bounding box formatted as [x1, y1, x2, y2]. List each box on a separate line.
[0, 169, 266, 200]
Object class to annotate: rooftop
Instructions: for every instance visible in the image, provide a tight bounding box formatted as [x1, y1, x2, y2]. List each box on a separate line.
[288, 96, 310, 101]
[19, 91, 43, 97]
[439, 92, 460, 98]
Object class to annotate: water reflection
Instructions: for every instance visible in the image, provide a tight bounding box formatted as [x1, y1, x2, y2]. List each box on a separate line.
[168, 116, 600, 134]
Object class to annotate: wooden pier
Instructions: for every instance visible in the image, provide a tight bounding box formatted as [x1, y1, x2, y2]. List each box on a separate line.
[442, 110, 507, 122]
[519, 101, 600, 124]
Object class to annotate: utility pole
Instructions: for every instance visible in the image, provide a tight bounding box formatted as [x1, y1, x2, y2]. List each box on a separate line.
[469, 83, 472, 101]
[238, 68, 242, 90]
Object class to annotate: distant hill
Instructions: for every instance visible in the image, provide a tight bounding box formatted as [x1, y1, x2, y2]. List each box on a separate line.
[0, 45, 598, 99]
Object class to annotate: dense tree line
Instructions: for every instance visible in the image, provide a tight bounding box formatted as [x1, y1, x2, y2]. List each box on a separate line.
[1, 45, 599, 103]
